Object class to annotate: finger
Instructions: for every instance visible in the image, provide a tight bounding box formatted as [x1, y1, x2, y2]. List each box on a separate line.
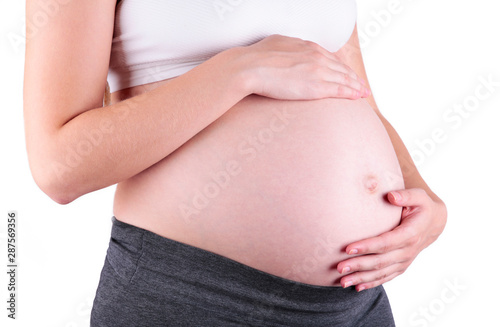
[325, 60, 367, 87]
[302, 41, 369, 88]
[337, 249, 407, 274]
[354, 271, 402, 292]
[339, 264, 404, 289]
[323, 59, 370, 94]
[388, 188, 429, 207]
[319, 82, 364, 99]
[345, 225, 415, 255]
[325, 61, 359, 82]
[274, 35, 368, 87]
[323, 68, 369, 97]
[322, 54, 356, 75]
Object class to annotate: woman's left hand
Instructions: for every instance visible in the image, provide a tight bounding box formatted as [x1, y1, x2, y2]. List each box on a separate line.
[336, 188, 447, 291]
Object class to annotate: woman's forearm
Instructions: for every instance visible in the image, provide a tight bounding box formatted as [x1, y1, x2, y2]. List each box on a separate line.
[376, 113, 443, 203]
[334, 25, 442, 202]
[28, 48, 251, 204]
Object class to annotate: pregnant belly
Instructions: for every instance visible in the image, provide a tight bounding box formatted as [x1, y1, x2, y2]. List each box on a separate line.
[113, 95, 404, 286]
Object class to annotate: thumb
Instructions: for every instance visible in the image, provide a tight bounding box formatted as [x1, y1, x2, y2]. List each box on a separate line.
[388, 188, 428, 207]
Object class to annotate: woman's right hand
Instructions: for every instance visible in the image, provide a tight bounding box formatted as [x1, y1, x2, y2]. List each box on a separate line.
[235, 34, 371, 100]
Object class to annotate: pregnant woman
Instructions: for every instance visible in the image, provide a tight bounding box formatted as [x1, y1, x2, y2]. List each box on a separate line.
[24, 0, 447, 326]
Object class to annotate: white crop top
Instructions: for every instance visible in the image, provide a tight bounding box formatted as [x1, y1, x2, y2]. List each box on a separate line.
[107, 0, 357, 93]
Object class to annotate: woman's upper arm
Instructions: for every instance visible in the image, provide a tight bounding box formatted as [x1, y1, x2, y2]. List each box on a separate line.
[23, 0, 117, 150]
[335, 24, 382, 115]
[23, 0, 117, 187]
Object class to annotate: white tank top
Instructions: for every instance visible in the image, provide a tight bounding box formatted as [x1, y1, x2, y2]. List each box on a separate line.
[107, 0, 357, 93]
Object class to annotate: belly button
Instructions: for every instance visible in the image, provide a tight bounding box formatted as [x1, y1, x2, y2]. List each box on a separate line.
[363, 175, 379, 194]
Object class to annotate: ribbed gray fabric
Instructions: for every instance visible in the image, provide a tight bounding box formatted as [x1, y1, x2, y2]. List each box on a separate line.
[90, 216, 395, 326]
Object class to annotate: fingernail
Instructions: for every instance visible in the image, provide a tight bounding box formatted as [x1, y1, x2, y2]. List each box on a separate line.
[344, 281, 353, 288]
[366, 88, 371, 97]
[357, 286, 366, 292]
[360, 78, 366, 86]
[348, 249, 358, 255]
[391, 192, 402, 202]
[341, 266, 351, 274]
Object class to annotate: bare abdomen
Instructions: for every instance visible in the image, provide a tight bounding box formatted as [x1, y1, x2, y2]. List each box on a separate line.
[113, 95, 404, 286]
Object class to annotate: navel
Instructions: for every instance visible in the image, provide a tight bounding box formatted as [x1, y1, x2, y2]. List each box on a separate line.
[362, 174, 379, 194]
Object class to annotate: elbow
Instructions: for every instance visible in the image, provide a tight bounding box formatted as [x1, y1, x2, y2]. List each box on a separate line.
[48, 193, 75, 206]
[24, 111, 86, 204]
[29, 157, 80, 205]
[46, 189, 76, 206]
[33, 173, 79, 205]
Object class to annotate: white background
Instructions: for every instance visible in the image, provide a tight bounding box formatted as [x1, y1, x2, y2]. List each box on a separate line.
[1, 0, 499, 326]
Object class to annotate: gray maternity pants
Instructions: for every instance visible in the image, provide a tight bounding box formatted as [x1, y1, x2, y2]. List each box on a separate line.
[90, 216, 395, 326]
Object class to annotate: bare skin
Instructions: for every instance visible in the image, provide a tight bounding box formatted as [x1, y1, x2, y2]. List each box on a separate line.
[112, 90, 404, 286]
[24, 0, 446, 292]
